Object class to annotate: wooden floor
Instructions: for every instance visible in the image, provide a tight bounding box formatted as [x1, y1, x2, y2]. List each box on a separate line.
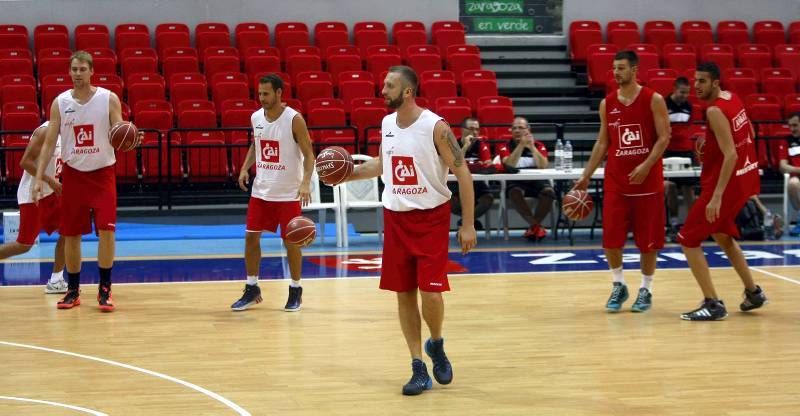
[1, 267, 800, 415]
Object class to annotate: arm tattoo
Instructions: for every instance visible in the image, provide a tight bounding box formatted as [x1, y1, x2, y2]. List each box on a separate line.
[443, 128, 464, 167]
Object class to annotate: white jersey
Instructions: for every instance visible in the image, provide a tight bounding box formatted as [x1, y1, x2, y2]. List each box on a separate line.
[381, 109, 451, 212]
[57, 86, 115, 171]
[17, 122, 62, 204]
[250, 106, 303, 201]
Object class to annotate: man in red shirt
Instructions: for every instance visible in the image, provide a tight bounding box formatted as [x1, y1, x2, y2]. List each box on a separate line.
[449, 117, 494, 230]
[573, 50, 671, 313]
[777, 112, 800, 235]
[677, 62, 767, 321]
[497, 117, 555, 241]
[663, 77, 698, 241]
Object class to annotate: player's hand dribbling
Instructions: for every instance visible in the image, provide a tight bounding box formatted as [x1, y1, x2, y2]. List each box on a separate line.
[457, 224, 477, 255]
[297, 182, 311, 207]
[572, 175, 590, 192]
[238, 170, 250, 192]
[706, 194, 722, 223]
[628, 162, 652, 184]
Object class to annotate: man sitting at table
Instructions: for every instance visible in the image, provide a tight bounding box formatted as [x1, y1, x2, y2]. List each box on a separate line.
[496, 116, 555, 241]
[449, 117, 495, 230]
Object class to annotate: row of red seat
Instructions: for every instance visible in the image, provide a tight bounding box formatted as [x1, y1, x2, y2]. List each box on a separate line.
[571, 20, 800, 63]
[0, 21, 467, 60]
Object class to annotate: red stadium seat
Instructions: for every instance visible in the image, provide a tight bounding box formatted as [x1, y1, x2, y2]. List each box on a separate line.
[761, 68, 796, 96]
[753, 21, 786, 48]
[195, 22, 231, 61]
[120, 47, 158, 82]
[0, 24, 29, 50]
[722, 68, 758, 98]
[162, 47, 200, 81]
[607, 21, 640, 49]
[663, 43, 697, 72]
[716, 21, 750, 46]
[569, 21, 603, 64]
[784, 94, 800, 117]
[285, 46, 322, 83]
[338, 71, 375, 112]
[37, 48, 71, 80]
[679, 21, 713, 50]
[644, 21, 677, 51]
[202, 47, 240, 81]
[85, 48, 118, 76]
[75, 24, 110, 50]
[34, 24, 69, 55]
[275, 22, 310, 57]
[700, 44, 735, 73]
[235, 22, 270, 56]
[774, 45, 800, 82]
[586, 44, 618, 90]
[127, 73, 165, 111]
[156, 23, 191, 59]
[0, 49, 33, 79]
[115, 23, 151, 55]
[736, 44, 772, 73]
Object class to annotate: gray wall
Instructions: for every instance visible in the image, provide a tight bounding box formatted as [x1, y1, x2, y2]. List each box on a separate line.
[0, 0, 456, 38]
[564, 0, 800, 29]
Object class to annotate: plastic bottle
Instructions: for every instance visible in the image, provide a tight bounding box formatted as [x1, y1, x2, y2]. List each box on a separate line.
[563, 140, 573, 172]
[764, 210, 775, 240]
[554, 139, 564, 170]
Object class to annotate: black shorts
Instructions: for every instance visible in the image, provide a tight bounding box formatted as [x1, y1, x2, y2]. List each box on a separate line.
[663, 150, 698, 188]
[506, 180, 552, 198]
[449, 180, 491, 197]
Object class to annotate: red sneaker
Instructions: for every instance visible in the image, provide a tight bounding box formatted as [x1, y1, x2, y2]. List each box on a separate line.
[97, 285, 115, 312]
[523, 225, 547, 241]
[57, 290, 81, 309]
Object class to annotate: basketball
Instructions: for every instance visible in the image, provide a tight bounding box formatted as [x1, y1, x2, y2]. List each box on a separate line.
[284, 216, 316, 247]
[315, 146, 354, 185]
[562, 189, 594, 221]
[109, 121, 139, 151]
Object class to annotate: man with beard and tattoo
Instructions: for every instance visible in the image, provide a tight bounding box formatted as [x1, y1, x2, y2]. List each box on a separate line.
[336, 65, 477, 396]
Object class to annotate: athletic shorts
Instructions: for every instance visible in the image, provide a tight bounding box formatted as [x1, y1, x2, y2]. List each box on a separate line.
[16, 194, 60, 245]
[380, 202, 451, 293]
[677, 193, 748, 248]
[60, 164, 116, 236]
[245, 198, 301, 238]
[602, 191, 665, 252]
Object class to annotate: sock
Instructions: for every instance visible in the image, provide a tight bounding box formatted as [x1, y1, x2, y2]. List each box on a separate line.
[641, 274, 654, 291]
[67, 272, 80, 291]
[610, 267, 625, 285]
[246, 275, 258, 286]
[99, 267, 112, 288]
[49, 270, 64, 283]
[290, 279, 301, 288]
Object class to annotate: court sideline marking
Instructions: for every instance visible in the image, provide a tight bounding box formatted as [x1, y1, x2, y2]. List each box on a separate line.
[0, 396, 107, 415]
[751, 267, 800, 285]
[0, 341, 250, 415]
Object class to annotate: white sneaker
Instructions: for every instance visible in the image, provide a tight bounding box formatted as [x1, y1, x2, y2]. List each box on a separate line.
[44, 279, 68, 294]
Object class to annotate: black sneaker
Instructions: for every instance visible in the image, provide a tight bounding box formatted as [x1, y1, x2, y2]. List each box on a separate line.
[57, 289, 81, 309]
[424, 338, 453, 385]
[605, 282, 629, 312]
[680, 298, 728, 321]
[740, 285, 768, 311]
[284, 285, 302, 312]
[402, 359, 433, 396]
[97, 285, 115, 312]
[231, 284, 262, 311]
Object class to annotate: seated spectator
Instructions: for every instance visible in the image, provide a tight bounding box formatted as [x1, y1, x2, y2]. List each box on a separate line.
[663, 77, 698, 242]
[496, 116, 555, 241]
[448, 117, 495, 229]
[777, 112, 800, 235]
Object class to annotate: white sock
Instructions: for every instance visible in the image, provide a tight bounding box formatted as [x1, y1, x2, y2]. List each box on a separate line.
[290, 279, 301, 288]
[246, 275, 258, 286]
[641, 274, 653, 291]
[49, 270, 64, 283]
[611, 267, 625, 284]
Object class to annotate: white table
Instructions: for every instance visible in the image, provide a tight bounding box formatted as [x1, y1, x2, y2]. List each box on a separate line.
[449, 167, 704, 240]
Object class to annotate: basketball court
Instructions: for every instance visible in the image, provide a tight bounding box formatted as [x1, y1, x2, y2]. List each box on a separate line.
[2, 234, 799, 415]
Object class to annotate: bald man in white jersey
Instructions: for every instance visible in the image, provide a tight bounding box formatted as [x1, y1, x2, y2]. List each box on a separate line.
[337, 65, 477, 396]
[230, 73, 314, 312]
[34, 51, 139, 312]
[0, 121, 68, 293]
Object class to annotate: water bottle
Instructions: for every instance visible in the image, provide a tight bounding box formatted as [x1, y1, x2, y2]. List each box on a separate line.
[764, 210, 775, 240]
[564, 140, 573, 172]
[554, 139, 564, 170]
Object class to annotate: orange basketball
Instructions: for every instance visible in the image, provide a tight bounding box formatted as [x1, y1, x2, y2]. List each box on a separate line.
[284, 216, 316, 247]
[562, 189, 594, 221]
[315, 146, 353, 185]
[109, 121, 139, 151]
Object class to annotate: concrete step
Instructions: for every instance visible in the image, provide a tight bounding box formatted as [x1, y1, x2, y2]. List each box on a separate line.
[484, 62, 573, 74]
[481, 49, 569, 61]
[499, 77, 576, 89]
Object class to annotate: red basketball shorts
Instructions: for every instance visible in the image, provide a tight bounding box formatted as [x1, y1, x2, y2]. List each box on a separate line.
[16, 194, 60, 245]
[245, 197, 301, 238]
[380, 202, 451, 293]
[602, 191, 665, 252]
[60, 164, 117, 236]
[677, 193, 748, 248]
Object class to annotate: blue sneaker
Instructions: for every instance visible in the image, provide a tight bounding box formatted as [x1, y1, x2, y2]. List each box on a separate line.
[402, 359, 432, 396]
[231, 284, 262, 311]
[605, 282, 629, 312]
[790, 224, 800, 237]
[284, 286, 302, 312]
[424, 338, 453, 385]
[631, 288, 652, 312]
